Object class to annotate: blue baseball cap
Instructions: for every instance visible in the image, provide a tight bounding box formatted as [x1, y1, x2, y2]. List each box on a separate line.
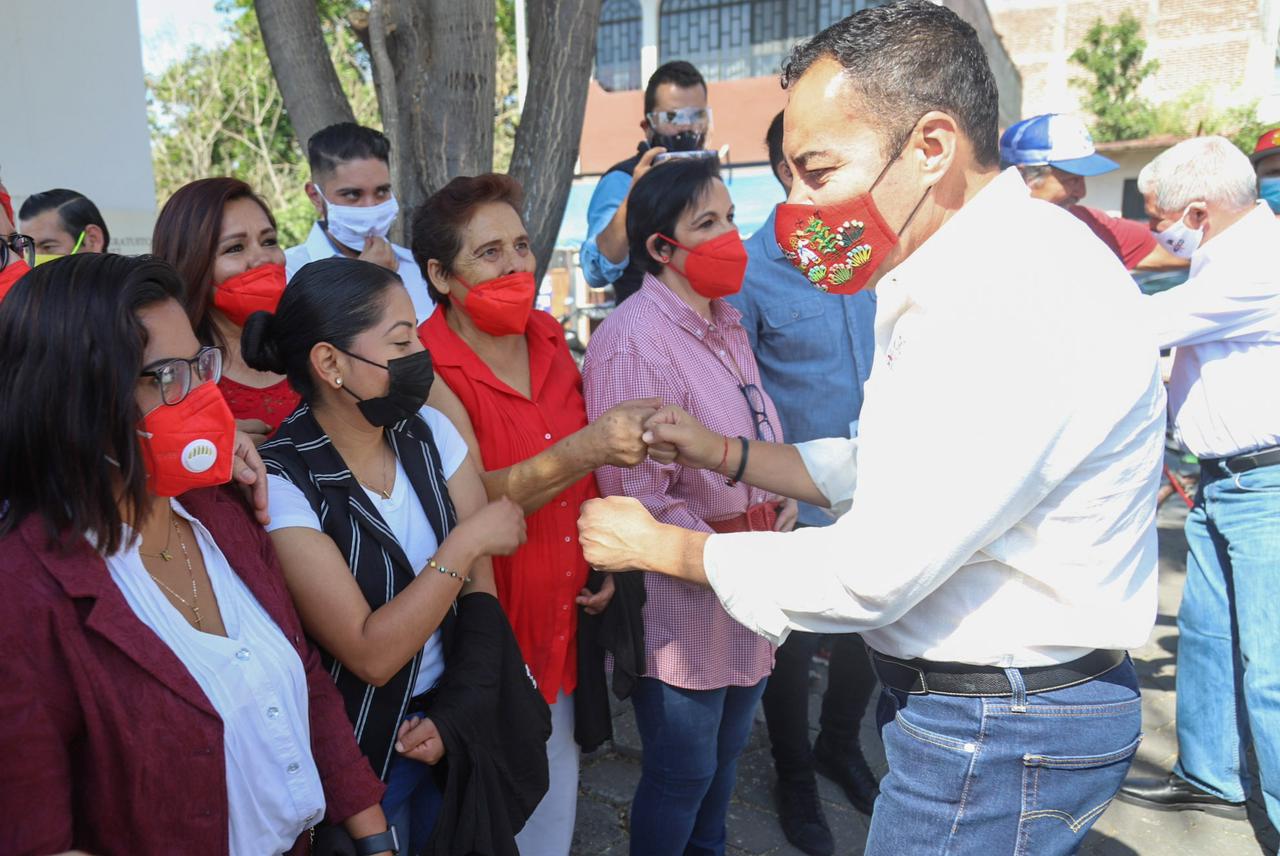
[999, 113, 1118, 177]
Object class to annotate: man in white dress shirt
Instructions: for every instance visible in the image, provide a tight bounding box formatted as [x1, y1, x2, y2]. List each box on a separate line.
[1117, 137, 1280, 828]
[577, 3, 1167, 852]
[284, 122, 435, 324]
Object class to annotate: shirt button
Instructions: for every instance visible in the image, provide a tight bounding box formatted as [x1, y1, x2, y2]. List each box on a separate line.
[266, 706, 281, 719]
[544, 432, 552, 440]
[565, 571, 572, 577]
[287, 762, 300, 774]
[235, 648, 251, 661]
[560, 501, 567, 508]
[563, 604, 570, 611]
[563, 535, 571, 543]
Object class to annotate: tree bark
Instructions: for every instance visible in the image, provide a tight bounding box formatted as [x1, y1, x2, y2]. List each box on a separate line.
[508, 0, 604, 280]
[255, 0, 356, 151]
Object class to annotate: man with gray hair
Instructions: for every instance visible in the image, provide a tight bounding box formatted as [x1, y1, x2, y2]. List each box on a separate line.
[1118, 135, 1280, 829]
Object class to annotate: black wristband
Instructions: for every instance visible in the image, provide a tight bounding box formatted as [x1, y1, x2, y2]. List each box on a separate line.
[353, 828, 399, 856]
[727, 436, 749, 485]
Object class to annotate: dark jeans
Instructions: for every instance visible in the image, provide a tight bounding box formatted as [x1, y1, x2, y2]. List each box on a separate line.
[867, 658, 1142, 855]
[382, 729, 443, 856]
[762, 631, 877, 782]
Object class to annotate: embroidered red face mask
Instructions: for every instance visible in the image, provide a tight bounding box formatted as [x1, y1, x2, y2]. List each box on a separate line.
[213, 263, 288, 327]
[137, 381, 236, 497]
[657, 229, 748, 299]
[775, 147, 929, 295]
[456, 270, 536, 337]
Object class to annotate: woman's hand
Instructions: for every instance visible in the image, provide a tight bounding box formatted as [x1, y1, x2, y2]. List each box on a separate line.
[576, 574, 616, 615]
[587, 398, 662, 469]
[395, 716, 445, 765]
[642, 405, 725, 470]
[775, 497, 799, 532]
[456, 496, 527, 557]
[232, 429, 270, 525]
[235, 418, 272, 448]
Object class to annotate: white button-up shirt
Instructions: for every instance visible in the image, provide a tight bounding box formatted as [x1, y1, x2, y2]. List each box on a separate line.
[702, 169, 1166, 667]
[285, 222, 436, 324]
[1146, 202, 1280, 459]
[107, 500, 325, 856]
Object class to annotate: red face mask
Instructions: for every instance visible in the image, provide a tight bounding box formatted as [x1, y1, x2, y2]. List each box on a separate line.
[0, 189, 13, 224]
[212, 263, 287, 327]
[0, 259, 30, 303]
[656, 229, 748, 299]
[456, 270, 536, 336]
[137, 382, 237, 497]
[774, 150, 928, 295]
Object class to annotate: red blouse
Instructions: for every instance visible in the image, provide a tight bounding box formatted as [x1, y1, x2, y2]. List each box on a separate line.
[219, 376, 301, 434]
[420, 308, 596, 704]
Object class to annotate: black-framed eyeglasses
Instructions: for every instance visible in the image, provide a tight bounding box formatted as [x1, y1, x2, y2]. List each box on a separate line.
[739, 383, 777, 443]
[140, 346, 224, 406]
[3, 233, 36, 268]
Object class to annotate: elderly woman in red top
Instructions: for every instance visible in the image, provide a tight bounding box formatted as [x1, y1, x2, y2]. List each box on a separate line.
[0, 253, 395, 856]
[153, 178, 300, 445]
[582, 156, 796, 856]
[412, 173, 656, 855]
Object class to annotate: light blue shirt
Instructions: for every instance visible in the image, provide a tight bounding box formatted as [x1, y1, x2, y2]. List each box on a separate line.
[726, 207, 876, 527]
[285, 222, 436, 324]
[580, 169, 633, 288]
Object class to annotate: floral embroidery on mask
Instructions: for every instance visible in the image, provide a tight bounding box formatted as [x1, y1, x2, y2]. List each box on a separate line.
[781, 215, 874, 292]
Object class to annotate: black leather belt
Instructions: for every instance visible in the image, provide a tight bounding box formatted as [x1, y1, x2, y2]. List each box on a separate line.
[1201, 445, 1280, 480]
[871, 648, 1126, 697]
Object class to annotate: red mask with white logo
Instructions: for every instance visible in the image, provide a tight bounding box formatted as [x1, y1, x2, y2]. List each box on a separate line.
[657, 229, 748, 299]
[137, 382, 236, 497]
[212, 263, 288, 327]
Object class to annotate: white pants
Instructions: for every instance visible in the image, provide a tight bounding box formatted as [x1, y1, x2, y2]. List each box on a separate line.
[516, 691, 579, 856]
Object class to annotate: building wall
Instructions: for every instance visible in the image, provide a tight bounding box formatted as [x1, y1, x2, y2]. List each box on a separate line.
[2, 0, 156, 253]
[988, 0, 1280, 123]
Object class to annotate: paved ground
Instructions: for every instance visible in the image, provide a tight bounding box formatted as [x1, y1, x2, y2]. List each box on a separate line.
[570, 504, 1278, 855]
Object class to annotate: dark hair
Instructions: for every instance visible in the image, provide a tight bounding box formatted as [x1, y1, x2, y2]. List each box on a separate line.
[18, 188, 111, 251]
[781, 0, 1000, 168]
[766, 110, 785, 171]
[625, 157, 723, 275]
[644, 60, 707, 116]
[0, 253, 185, 554]
[409, 173, 526, 308]
[308, 122, 392, 178]
[242, 258, 401, 401]
[151, 177, 277, 350]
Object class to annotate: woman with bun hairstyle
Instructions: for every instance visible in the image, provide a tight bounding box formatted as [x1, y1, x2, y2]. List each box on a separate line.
[244, 257, 550, 854]
[153, 177, 300, 445]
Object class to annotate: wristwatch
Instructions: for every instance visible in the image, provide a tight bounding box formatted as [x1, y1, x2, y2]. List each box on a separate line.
[353, 827, 399, 856]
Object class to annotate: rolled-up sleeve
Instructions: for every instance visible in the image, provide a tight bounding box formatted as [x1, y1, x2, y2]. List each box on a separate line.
[795, 436, 859, 514]
[580, 171, 633, 288]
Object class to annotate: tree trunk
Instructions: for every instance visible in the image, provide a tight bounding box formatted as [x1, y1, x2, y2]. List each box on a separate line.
[376, 0, 497, 229]
[254, 0, 355, 151]
[508, 0, 604, 281]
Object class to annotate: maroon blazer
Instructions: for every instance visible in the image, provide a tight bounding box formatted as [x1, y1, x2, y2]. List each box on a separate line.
[0, 486, 385, 856]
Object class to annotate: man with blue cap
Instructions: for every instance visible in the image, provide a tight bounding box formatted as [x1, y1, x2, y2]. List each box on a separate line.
[1001, 113, 1183, 271]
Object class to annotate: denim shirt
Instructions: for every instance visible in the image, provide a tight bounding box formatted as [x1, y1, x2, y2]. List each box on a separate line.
[580, 170, 632, 288]
[726, 207, 876, 527]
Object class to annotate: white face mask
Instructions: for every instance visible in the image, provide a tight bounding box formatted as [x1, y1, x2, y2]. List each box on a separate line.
[1155, 205, 1205, 259]
[322, 194, 400, 251]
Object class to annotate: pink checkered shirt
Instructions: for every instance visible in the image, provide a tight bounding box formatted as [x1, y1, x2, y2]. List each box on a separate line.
[582, 274, 779, 690]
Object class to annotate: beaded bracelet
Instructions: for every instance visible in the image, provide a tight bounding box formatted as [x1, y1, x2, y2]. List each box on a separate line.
[428, 557, 472, 584]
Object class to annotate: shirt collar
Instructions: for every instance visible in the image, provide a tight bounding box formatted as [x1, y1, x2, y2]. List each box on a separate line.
[1189, 200, 1274, 272]
[756, 208, 784, 261]
[638, 273, 743, 336]
[304, 221, 342, 260]
[421, 307, 560, 398]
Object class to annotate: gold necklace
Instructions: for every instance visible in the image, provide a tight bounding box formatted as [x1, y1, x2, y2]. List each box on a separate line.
[144, 517, 203, 629]
[138, 508, 175, 562]
[358, 445, 393, 500]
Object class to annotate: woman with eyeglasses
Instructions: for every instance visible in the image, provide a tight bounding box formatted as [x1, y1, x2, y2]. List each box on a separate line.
[0, 253, 397, 856]
[581, 156, 796, 856]
[0, 180, 34, 300]
[153, 178, 300, 446]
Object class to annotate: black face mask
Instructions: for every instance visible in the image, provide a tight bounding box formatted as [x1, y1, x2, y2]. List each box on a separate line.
[338, 348, 434, 428]
[646, 130, 706, 153]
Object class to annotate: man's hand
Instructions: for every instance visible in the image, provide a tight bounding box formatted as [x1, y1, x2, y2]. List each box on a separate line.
[587, 398, 662, 468]
[395, 716, 445, 765]
[232, 430, 270, 525]
[578, 496, 663, 572]
[576, 574, 616, 615]
[235, 418, 272, 448]
[630, 145, 667, 189]
[359, 235, 399, 272]
[775, 497, 799, 532]
[642, 405, 724, 470]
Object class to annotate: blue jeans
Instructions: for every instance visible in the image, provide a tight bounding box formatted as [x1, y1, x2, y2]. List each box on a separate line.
[1174, 462, 1280, 827]
[382, 743, 443, 856]
[866, 659, 1142, 855]
[629, 677, 768, 856]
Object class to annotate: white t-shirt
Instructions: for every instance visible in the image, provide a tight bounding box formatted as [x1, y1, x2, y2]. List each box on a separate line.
[266, 406, 469, 696]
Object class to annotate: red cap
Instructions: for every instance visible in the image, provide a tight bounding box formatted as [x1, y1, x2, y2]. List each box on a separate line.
[1252, 127, 1280, 164]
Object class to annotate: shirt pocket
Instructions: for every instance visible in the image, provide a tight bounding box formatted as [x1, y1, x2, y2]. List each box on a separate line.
[760, 298, 836, 365]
